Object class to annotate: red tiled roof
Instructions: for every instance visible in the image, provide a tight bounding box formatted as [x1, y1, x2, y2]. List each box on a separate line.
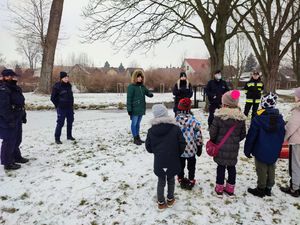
[185, 58, 210, 73]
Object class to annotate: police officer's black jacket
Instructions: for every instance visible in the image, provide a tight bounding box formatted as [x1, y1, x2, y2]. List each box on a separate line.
[244, 78, 264, 100]
[205, 79, 229, 106]
[51, 82, 74, 109]
[0, 81, 25, 128]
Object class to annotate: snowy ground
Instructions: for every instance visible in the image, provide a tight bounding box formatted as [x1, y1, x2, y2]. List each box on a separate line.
[1, 92, 300, 225]
[24, 92, 175, 110]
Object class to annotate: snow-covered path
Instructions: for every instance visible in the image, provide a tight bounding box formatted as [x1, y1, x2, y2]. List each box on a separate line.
[1, 108, 299, 225]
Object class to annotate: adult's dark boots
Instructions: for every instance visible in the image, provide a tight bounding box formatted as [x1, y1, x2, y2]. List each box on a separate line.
[133, 136, 142, 145]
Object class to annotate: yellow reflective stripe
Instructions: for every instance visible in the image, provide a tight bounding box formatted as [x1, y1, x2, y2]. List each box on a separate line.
[257, 109, 265, 116]
[258, 88, 262, 91]
[257, 83, 263, 87]
[244, 90, 248, 93]
[246, 99, 261, 103]
[247, 83, 255, 87]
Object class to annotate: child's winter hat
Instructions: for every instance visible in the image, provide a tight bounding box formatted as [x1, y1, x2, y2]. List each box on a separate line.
[294, 87, 300, 99]
[60, 71, 68, 79]
[178, 98, 192, 111]
[1, 69, 17, 77]
[152, 104, 168, 118]
[260, 92, 277, 109]
[222, 90, 240, 107]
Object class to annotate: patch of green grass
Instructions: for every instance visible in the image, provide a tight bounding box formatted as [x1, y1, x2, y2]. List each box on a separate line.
[2, 207, 18, 213]
[79, 199, 88, 206]
[76, 171, 87, 177]
[293, 203, 300, 210]
[20, 192, 29, 200]
[0, 196, 8, 201]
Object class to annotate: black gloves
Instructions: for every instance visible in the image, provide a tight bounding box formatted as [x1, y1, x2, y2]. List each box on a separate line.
[128, 111, 132, 120]
[245, 154, 252, 159]
[22, 111, 27, 124]
[196, 144, 203, 157]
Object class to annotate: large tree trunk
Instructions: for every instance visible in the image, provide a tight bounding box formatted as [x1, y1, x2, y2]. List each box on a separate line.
[208, 44, 225, 79]
[264, 54, 280, 93]
[37, 0, 64, 94]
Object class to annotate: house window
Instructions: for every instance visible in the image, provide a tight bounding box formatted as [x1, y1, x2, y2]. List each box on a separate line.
[186, 65, 189, 71]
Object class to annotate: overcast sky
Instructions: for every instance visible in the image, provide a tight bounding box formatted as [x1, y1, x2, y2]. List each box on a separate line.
[0, 0, 209, 69]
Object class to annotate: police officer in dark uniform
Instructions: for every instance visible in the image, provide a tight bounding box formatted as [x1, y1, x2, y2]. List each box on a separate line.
[205, 70, 230, 128]
[0, 69, 28, 170]
[51, 71, 75, 144]
[243, 71, 264, 119]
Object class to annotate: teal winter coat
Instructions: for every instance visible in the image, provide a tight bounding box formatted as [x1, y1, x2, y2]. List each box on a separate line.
[127, 70, 153, 115]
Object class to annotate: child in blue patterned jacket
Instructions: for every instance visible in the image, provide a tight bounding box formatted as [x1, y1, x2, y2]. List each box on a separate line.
[175, 98, 203, 190]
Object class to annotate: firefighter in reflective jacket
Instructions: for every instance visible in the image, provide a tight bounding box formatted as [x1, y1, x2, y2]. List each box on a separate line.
[243, 71, 264, 119]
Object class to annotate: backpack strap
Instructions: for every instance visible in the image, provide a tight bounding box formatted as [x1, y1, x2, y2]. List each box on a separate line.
[218, 123, 237, 148]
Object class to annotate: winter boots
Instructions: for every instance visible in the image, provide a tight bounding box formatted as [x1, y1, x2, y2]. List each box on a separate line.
[264, 187, 272, 196]
[4, 163, 21, 170]
[67, 136, 76, 141]
[137, 135, 145, 143]
[179, 177, 195, 190]
[15, 157, 29, 164]
[215, 184, 224, 197]
[280, 186, 300, 197]
[224, 183, 235, 197]
[55, 139, 62, 144]
[247, 187, 265, 198]
[167, 198, 176, 208]
[157, 201, 168, 211]
[133, 136, 142, 145]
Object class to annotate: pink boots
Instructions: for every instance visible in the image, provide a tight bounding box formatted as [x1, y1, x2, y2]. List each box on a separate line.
[215, 183, 235, 197]
[224, 183, 235, 197]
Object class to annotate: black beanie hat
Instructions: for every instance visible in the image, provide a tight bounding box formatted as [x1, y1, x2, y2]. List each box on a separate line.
[180, 72, 187, 78]
[1, 69, 17, 77]
[214, 69, 221, 74]
[60, 71, 68, 79]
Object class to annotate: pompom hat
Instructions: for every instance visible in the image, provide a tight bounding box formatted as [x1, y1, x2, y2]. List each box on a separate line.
[178, 98, 192, 111]
[222, 90, 240, 107]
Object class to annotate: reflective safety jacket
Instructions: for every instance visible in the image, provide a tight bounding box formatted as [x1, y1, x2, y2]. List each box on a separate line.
[244, 78, 264, 103]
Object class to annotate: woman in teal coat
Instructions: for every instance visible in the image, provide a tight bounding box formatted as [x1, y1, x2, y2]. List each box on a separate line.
[127, 69, 153, 145]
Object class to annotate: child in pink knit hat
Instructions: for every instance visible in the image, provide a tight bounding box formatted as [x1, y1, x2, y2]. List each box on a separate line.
[209, 90, 247, 197]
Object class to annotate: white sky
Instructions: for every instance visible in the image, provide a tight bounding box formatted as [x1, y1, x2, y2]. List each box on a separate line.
[0, 0, 209, 69]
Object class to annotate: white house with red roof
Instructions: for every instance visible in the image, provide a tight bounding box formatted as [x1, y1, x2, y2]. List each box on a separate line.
[183, 58, 210, 75]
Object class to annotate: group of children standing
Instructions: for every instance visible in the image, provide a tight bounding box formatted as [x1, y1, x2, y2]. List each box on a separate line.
[145, 87, 300, 210]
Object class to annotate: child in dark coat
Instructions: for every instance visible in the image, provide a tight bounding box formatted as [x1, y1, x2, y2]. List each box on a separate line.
[209, 90, 247, 197]
[175, 98, 203, 190]
[245, 93, 285, 197]
[146, 104, 186, 210]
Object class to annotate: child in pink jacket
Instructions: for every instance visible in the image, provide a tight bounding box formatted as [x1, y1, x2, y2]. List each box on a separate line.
[280, 87, 300, 197]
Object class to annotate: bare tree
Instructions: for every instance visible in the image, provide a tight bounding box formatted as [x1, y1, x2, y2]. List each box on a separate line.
[8, 0, 51, 51]
[37, 0, 64, 94]
[82, 0, 254, 76]
[225, 33, 249, 88]
[16, 37, 41, 69]
[291, 3, 300, 86]
[234, 0, 300, 92]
